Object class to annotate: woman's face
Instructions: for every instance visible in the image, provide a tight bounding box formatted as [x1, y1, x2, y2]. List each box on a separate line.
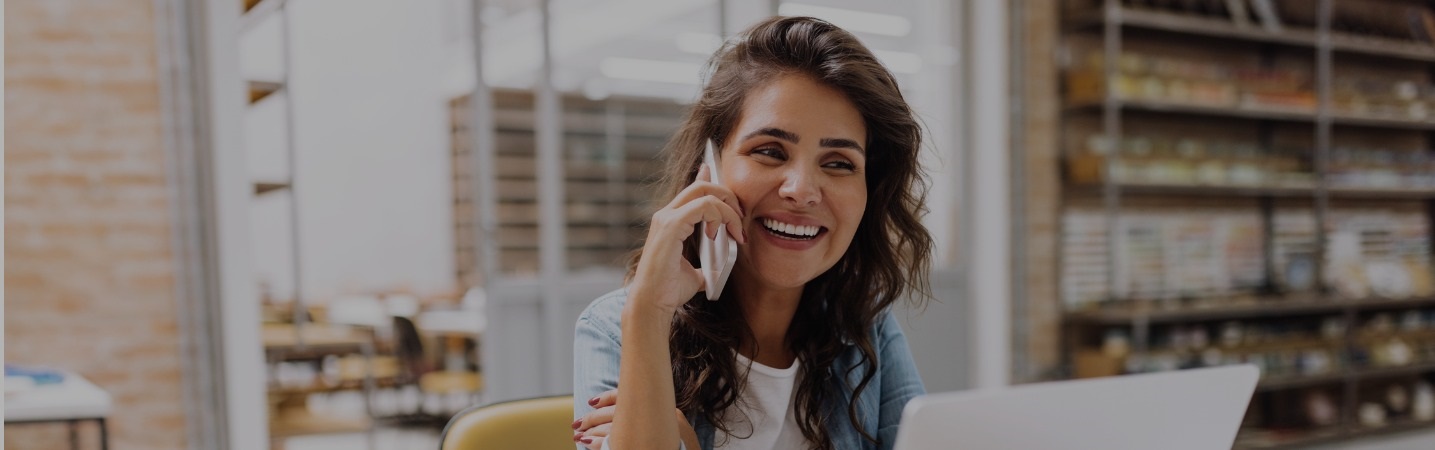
[720, 74, 868, 294]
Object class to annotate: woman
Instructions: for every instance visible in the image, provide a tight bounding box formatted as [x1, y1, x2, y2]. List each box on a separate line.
[572, 16, 933, 450]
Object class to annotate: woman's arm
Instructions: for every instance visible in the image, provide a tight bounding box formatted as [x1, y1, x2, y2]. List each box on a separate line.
[600, 164, 745, 450]
[572, 295, 701, 450]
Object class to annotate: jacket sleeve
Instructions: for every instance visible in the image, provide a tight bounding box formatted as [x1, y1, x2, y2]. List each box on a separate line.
[574, 296, 625, 450]
[875, 311, 926, 450]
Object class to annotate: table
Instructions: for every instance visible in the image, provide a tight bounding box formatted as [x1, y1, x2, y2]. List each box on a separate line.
[5, 371, 112, 450]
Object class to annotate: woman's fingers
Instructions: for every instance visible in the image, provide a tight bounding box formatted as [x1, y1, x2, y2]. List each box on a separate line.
[589, 389, 618, 409]
[664, 169, 744, 222]
[579, 435, 604, 450]
[583, 423, 612, 438]
[670, 196, 746, 244]
[577, 405, 615, 432]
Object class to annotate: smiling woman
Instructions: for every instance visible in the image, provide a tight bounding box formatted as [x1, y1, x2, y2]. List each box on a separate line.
[572, 16, 934, 450]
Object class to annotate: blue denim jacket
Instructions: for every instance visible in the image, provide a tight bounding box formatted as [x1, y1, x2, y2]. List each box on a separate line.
[573, 288, 925, 450]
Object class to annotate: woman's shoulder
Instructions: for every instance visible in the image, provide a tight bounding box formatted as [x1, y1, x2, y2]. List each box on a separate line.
[575, 288, 630, 338]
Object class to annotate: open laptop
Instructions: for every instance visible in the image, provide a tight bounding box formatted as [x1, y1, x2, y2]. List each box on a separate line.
[894, 365, 1260, 450]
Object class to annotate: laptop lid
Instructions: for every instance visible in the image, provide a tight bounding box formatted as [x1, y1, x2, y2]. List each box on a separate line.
[894, 365, 1260, 450]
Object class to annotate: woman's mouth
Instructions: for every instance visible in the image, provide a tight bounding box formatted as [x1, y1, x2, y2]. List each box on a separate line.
[760, 218, 826, 241]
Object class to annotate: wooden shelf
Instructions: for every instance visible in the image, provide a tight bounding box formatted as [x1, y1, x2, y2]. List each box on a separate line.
[239, 0, 286, 32]
[1068, 182, 1317, 198]
[1354, 360, 1435, 380]
[1066, 98, 1318, 123]
[1237, 420, 1435, 449]
[1330, 112, 1435, 131]
[1256, 371, 1347, 392]
[1067, 182, 1435, 199]
[254, 181, 291, 196]
[1066, 7, 1435, 63]
[247, 80, 283, 105]
[1066, 296, 1435, 325]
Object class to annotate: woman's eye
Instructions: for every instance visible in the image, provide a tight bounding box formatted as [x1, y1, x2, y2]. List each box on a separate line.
[752, 147, 786, 160]
[823, 160, 857, 172]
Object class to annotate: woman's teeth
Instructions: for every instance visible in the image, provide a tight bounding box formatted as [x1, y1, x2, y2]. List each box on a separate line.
[762, 218, 820, 239]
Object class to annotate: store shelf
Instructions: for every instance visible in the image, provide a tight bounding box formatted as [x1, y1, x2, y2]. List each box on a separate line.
[1066, 296, 1435, 325]
[253, 181, 291, 196]
[1066, 98, 1318, 123]
[1330, 32, 1435, 63]
[248, 80, 283, 105]
[1331, 112, 1435, 131]
[1068, 182, 1317, 198]
[1256, 371, 1348, 392]
[1067, 183, 1435, 199]
[1069, 98, 1435, 132]
[1354, 360, 1435, 380]
[1067, 7, 1435, 63]
[240, 0, 287, 31]
[1234, 425, 1351, 449]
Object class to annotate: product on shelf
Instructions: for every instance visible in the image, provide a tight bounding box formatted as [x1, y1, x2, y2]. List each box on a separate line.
[1304, 389, 1339, 427]
[1359, 402, 1389, 427]
[1416, 381, 1435, 421]
[1066, 51, 1314, 112]
[1324, 209, 1435, 300]
[1063, 207, 1265, 307]
[1066, 133, 1315, 188]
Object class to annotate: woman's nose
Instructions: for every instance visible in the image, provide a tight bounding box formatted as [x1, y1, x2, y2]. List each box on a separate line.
[778, 167, 821, 207]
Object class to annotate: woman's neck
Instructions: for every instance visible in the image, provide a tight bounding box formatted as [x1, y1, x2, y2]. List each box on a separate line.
[733, 283, 803, 369]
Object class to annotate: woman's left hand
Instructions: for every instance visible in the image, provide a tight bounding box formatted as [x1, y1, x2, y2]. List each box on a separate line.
[575, 388, 699, 450]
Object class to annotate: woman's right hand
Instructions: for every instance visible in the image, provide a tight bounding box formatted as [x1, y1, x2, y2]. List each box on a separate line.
[627, 164, 746, 314]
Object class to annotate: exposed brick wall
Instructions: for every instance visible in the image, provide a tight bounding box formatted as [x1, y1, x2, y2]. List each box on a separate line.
[5, 0, 188, 449]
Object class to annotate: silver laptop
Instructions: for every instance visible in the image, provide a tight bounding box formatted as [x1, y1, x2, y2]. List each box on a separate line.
[894, 365, 1259, 450]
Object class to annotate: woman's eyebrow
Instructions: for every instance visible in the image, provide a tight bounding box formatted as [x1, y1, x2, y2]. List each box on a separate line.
[741, 127, 865, 154]
[741, 127, 800, 144]
[819, 138, 864, 154]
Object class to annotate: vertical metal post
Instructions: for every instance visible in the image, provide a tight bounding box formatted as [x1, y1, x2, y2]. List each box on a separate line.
[1009, 0, 1030, 383]
[605, 101, 628, 253]
[535, 0, 569, 393]
[278, 0, 306, 344]
[1314, 0, 1332, 298]
[718, 0, 730, 39]
[1100, 0, 1141, 355]
[468, 0, 501, 287]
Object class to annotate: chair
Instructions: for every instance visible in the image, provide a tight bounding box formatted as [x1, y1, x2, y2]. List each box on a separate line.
[439, 395, 574, 450]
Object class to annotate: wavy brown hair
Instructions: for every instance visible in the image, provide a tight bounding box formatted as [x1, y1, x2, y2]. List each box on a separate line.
[626, 16, 933, 449]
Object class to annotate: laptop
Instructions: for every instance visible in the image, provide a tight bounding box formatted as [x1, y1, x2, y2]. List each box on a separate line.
[894, 365, 1260, 450]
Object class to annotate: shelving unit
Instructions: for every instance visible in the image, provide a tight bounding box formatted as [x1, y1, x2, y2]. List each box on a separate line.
[238, 0, 381, 446]
[449, 91, 683, 280]
[1058, 0, 1435, 447]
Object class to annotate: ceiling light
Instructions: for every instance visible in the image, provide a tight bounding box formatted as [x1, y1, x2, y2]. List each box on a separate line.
[599, 58, 703, 84]
[777, 3, 912, 37]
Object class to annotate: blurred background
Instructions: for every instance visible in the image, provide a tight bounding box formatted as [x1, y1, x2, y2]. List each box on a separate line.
[5, 0, 1435, 449]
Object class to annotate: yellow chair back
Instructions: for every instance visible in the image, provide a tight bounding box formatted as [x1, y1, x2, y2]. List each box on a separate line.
[439, 395, 575, 450]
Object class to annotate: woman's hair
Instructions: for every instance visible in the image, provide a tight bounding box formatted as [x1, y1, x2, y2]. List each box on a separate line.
[627, 16, 933, 449]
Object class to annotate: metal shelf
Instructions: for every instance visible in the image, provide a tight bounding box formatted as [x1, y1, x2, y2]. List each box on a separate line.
[1066, 98, 1318, 123]
[1066, 183, 1435, 199]
[1067, 7, 1435, 63]
[253, 181, 291, 196]
[1256, 371, 1347, 392]
[248, 80, 283, 104]
[1066, 296, 1435, 325]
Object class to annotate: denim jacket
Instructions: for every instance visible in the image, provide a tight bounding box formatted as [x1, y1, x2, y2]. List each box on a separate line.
[573, 288, 925, 450]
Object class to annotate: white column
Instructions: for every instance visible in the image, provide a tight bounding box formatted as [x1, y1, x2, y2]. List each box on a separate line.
[967, 0, 1011, 390]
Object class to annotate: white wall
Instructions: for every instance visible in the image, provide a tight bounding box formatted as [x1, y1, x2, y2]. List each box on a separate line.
[243, 0, 457, 303]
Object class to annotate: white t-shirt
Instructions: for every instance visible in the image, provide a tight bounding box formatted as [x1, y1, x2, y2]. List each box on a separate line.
[713, 352, 809, 450]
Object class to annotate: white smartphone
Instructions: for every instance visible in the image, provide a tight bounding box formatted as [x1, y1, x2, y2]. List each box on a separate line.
[700, 139, 738, 300]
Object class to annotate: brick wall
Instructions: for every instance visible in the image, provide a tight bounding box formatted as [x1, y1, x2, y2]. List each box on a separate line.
[5, 0, 188, 449]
